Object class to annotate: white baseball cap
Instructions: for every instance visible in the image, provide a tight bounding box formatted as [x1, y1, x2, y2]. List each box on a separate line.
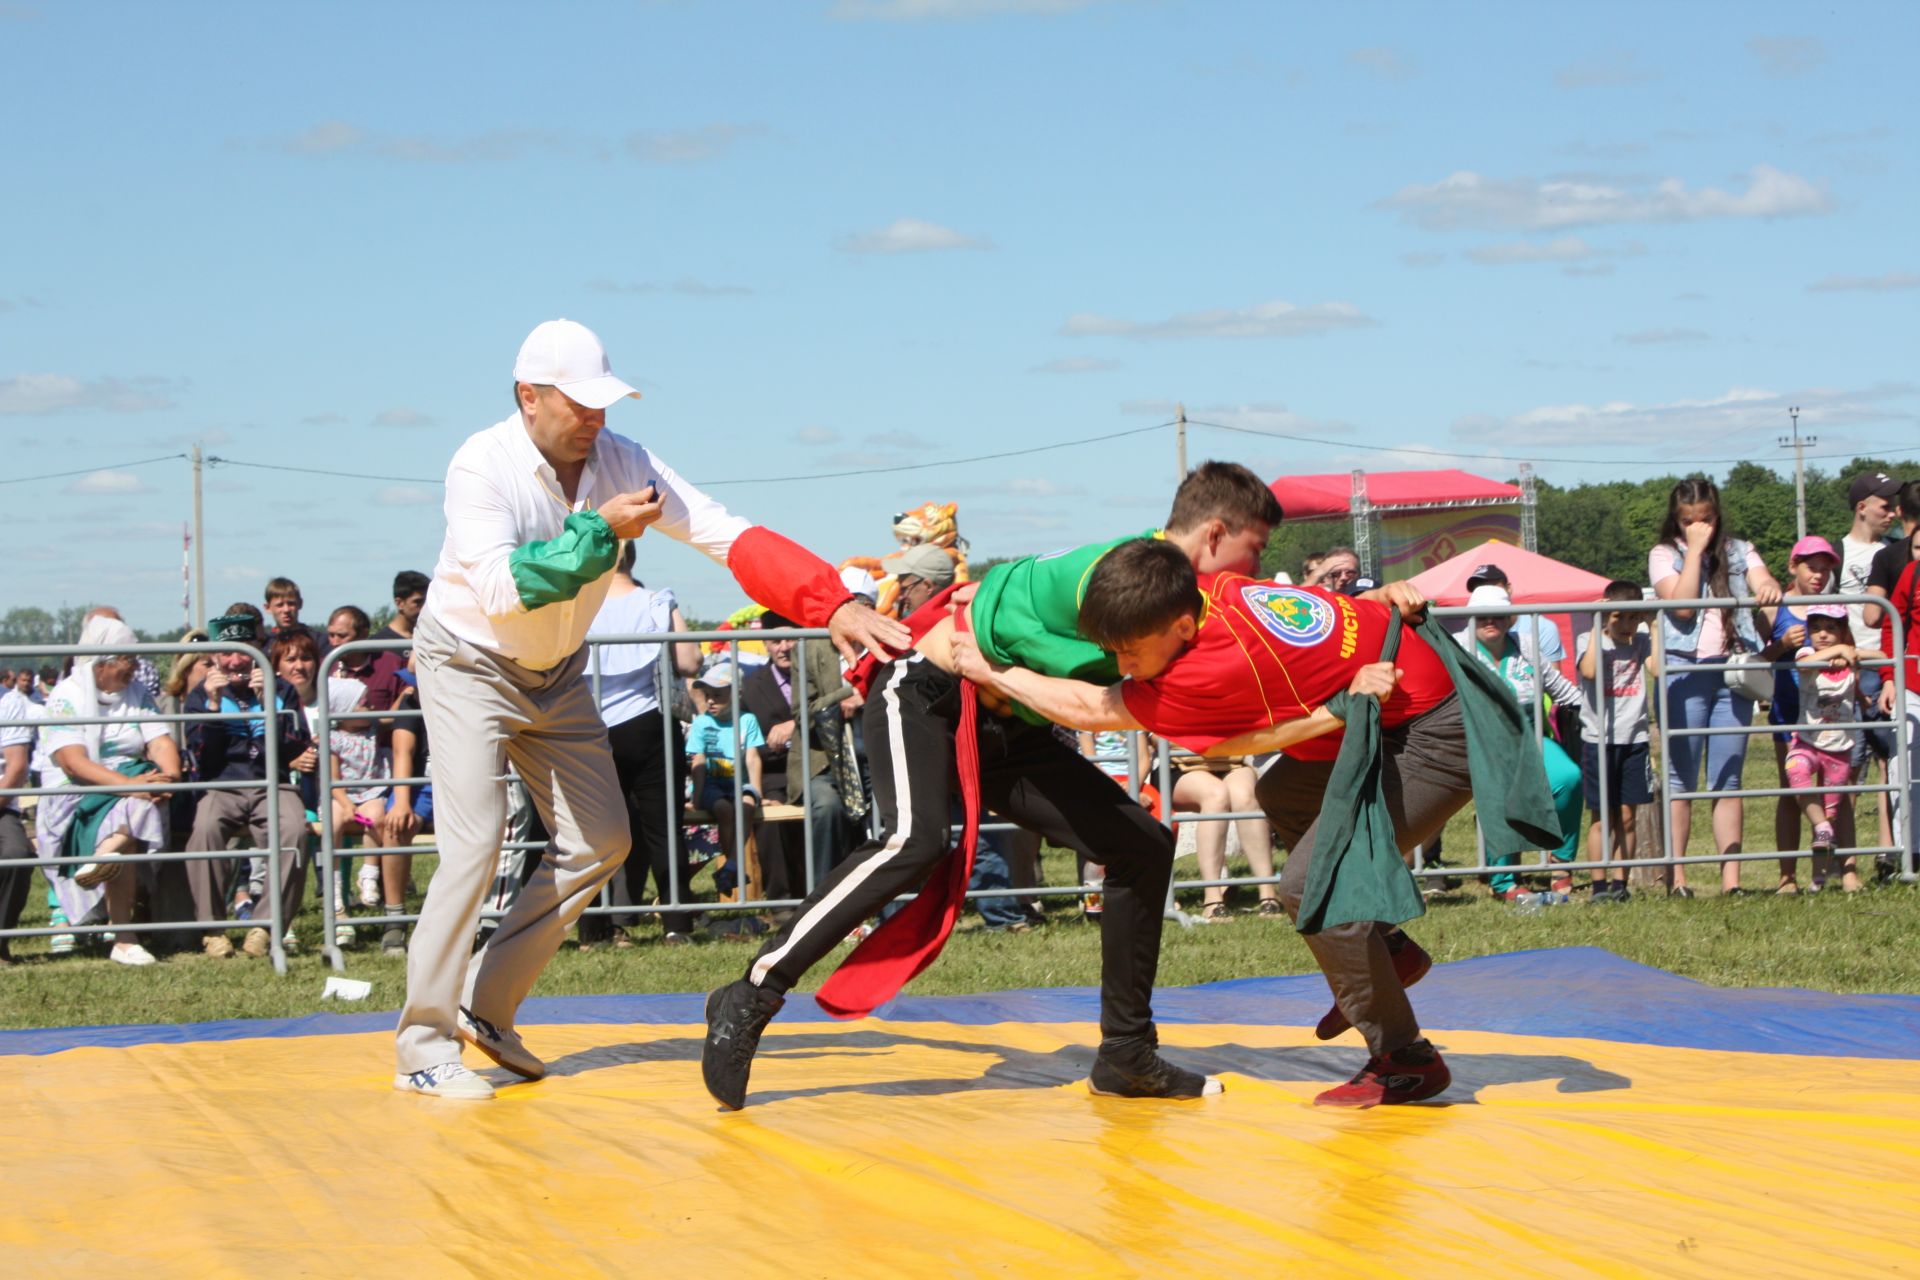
[512, 319, 641, 410]
[696, 661, 739, 690]
[838, 566, 879, 601]
[1466, 584, 1514, 611]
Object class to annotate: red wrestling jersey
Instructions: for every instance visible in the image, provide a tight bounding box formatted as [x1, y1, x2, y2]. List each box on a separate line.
[1120, 574, 1454, 760]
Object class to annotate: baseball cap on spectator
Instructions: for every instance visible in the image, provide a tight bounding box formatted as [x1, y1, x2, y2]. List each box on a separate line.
[881, 543, 956, 589]
[1789, 535, 1839, 563]
[210, 612, 261, 644]
[1346, 575, 1378, 596]
[1466, 563, 1510, 590]
[78, 615, 138, 652]
[512, 319, 641, 410]
[839, 566, 879, 603]
[1803, 603, 1849, 620]
[1848, 470, 1900, 508]
[1466, 584, 1514, 612]
[696, 662, 739, 690]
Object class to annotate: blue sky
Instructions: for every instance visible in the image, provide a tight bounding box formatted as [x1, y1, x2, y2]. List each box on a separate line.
[4, 0, 1914, 630]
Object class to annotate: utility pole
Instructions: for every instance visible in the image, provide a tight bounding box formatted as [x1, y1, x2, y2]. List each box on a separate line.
[1175, 402, 1187, 482]
[1779, 406, 1812, 541]
[191, 445, 206, 630]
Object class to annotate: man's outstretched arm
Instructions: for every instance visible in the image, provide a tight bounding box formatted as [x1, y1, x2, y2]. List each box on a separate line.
[953, 634, 1138, 731]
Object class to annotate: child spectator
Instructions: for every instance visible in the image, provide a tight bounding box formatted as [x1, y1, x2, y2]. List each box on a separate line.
[1784, 605, 1864, 894]
[687, 663, 765, 891]
[1761, 536, 1841, 884]
[1575, 581, 1659, 902]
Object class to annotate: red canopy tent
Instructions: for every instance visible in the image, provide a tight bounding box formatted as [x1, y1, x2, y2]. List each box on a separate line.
[1408, 540, 1614, 675]
[1269, 469, 1523, 521]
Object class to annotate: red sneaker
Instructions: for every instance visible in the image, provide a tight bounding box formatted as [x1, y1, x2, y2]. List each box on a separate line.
[1314, 935, 1432, 1040]
[1314, 1041, 1451, 1108]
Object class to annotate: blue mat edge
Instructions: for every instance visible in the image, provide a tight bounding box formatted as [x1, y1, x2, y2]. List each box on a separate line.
[5, 947, 1918, 1060]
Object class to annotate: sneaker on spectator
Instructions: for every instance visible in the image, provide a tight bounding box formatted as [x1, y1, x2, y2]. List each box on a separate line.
[282, 930, 299, 954]
[1314, 1039, 1451, 1108]
[393, 1063, 494, 1101]
[110, 942, 157, 967]
[74, 853, 125, 889]
[242, 927, 271, 958]
[381, 926, 408, 957]
[333, 923, 356, 948]
[48, 906, 75, 956]
[232, 898, 254, 922]
[202, 933, 235, 959]
[457, 1006, 546, 1080]
[356, 864, 382, 909]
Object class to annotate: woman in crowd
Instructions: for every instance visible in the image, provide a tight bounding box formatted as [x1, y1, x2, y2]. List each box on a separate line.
[35, 614, 184, 966]
[159, 631, 213, 853]
[1464, 584, 1584, 902]
[1648, 478, 1783, 896]
[1166, 750, 1281, 920]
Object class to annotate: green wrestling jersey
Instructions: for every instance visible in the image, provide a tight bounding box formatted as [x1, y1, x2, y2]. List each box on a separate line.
[969, 528, 1162, 714]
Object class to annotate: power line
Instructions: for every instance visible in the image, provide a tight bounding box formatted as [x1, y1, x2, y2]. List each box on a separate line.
[205, 422, 1178, 488]
[0, 453, 186, 487]
[1186, 419, 1920, 468]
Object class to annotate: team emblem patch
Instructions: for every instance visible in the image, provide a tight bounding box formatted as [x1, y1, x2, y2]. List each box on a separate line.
[1241, 585, 1335, 646]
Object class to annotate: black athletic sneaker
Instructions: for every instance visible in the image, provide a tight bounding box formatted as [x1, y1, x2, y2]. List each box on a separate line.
[1088, 1028, 1223, 1100]
[702, 978, 785, 1111]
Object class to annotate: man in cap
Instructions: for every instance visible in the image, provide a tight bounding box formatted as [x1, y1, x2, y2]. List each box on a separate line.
[1458, 562, 1565, 666]
[881, 542, 957, 620]
[395, 319, 906, 1101]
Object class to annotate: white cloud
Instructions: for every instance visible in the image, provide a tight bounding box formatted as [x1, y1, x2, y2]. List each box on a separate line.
[0, 373, 181, 415]
[1554, 52, 1657, 89]
[1748, 36, 1824, 78]
[1028, 356, 1120, 374]
[624, 124, 763, 164]
[795, 425, 840, 446]
[266, 121, 579, 163]
[1464, 236, 1599, 265]
[587, 277, 754, 297]
[67, 470, 154, 495]
[831, 0, 1107, 18]
[1349, 47, 1415, 81]
[1062, 300, 1374, 341]
[1451, 383, 1917, 451]
[1807, 271, 1920, 294]
[373, 486, 440, 508]
[1381, 164, 1830, 231]
[837, 218, 994, 254]
[1616, 328, 1709, 345]
[373, 407, 434, 427]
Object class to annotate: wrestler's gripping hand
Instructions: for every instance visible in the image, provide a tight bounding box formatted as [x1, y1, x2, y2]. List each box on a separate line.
[1367, 580, 1428, 622]
[1347, 661, 1403, 702]
[949, 633, 1015, 715]
[600, 486, 665, 539]
[829, 598, 911, 666]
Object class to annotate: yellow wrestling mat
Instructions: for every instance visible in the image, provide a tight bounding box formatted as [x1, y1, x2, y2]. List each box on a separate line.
[5, 950, 1919, 1277]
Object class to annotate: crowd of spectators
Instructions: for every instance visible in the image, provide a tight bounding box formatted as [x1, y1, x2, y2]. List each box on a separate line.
[3, 465, 1918, 968]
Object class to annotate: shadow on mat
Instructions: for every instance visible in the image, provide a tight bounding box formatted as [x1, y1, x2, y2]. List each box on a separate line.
[533, 1030, 1629, 1106]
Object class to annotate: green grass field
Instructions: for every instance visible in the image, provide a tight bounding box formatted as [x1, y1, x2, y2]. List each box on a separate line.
[4, 752, 1914, 1031]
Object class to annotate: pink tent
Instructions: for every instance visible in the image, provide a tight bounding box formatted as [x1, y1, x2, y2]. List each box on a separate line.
[1409, 540, 1614, 674]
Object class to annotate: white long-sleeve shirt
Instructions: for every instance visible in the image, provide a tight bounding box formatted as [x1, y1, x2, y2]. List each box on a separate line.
[427, 414, 751, 670]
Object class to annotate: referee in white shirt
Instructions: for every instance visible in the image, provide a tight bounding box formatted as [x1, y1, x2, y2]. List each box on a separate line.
[395, 319, 907, 1100]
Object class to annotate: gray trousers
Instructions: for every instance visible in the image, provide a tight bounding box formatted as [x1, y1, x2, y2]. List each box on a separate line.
[1255, 695, 1472, 1059]
[395, 609, 631, 1075]
[185, 786, 309, 934]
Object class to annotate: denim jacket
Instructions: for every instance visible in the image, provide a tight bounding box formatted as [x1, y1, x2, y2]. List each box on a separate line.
[1655, 536, 1764, 657]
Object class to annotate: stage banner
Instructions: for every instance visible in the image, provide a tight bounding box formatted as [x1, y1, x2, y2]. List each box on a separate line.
[1377, 508, 1521, 581]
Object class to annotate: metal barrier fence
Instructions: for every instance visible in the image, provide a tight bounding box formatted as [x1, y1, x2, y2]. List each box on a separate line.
[0, 640, 299, 973]
[4, 591, 1913, 975]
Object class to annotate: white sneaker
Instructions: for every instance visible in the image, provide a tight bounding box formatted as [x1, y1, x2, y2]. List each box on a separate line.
[457, 1006, 547, 1080]
[357, 865, 382, 909]
[75, 854, 125, 889]
[110, 942, 158, 967]
[333, 923, 356, 948]
[393, 1062, 495, 1101]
